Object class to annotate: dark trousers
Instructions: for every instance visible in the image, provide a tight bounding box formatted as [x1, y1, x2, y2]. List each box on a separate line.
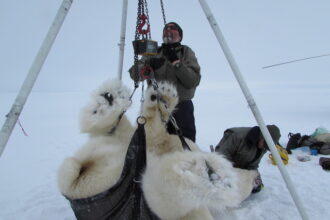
[167, 100, 196, 142]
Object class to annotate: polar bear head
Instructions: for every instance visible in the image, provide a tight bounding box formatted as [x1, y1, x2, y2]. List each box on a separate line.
[79, 79, 131, 136]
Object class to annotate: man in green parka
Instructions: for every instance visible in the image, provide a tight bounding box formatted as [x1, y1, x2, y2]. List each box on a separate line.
[215, 125, 281, 193]
[129, 22, 201, 142]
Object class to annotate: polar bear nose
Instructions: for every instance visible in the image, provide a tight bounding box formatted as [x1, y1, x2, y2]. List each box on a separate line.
[102, 92, 114, 106]
[150, 94, 157, 101]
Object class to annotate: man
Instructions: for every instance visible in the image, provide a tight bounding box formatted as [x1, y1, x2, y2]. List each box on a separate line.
[129, 22, 201, 142]
[215, 125, 281, 193]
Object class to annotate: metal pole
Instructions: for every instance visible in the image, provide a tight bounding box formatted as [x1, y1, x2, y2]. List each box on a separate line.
[117, 0, 128, 80]
[197, 0, 309, 219]
[0, 0, 73, 157]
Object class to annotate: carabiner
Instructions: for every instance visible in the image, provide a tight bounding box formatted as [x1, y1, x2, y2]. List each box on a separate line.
[137, 14, 150, 35]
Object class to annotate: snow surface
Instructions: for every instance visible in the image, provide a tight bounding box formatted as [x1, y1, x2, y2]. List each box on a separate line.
[1, 82, 330, 220]
[1, 0, 330, 219]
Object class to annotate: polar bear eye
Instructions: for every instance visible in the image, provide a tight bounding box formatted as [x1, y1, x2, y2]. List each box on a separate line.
[101, 92, 114, 106]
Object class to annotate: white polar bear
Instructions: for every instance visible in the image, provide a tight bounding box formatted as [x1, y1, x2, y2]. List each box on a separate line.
[57, 79, 135, 199]
[57, 79, 256, 220]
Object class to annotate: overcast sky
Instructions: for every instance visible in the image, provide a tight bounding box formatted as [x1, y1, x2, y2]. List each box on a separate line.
[1, 0, 330, 93]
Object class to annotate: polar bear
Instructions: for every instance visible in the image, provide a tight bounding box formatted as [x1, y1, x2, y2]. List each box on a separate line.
[57, 79, 255, 220]
[57, 79, 135, 199]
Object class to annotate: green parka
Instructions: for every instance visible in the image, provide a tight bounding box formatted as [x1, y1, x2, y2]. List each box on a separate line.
[129, 44, 201, 102]
[215, 127, 268, 170]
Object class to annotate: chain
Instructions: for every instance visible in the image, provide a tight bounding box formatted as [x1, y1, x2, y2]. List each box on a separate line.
[160, 0, 167, 25]
[139, 81, 145, 116]
[135, 0, 143, 41]
[134, 0, 143, 88]
[140, 82, 145, 103]
[144, 0, 151, 39]
[133, 0, 159, 93]
[131, 0, 189, 153]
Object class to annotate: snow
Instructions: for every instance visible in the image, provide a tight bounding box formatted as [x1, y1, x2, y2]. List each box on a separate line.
[1, 82, 330, 220]
[1, 0, 330, 219]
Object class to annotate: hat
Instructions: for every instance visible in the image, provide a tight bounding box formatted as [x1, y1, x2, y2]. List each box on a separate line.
[163, 22, 183, 42]
[266, 125, 281, 144]
[245, 125, 281, 149]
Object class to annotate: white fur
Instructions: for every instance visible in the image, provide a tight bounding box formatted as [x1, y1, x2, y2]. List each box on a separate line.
[233, 168, 259, 202]
[79, 79, 132, 136]
[142, 82, 200, 156]
[142, 152, 241, 219]
[57, 136, 128, 198]
[57, 79, 256, 220]
[58, 79, 135, 198]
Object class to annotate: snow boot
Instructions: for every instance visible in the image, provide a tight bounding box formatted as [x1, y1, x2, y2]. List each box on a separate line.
[251, 173, 264, 193]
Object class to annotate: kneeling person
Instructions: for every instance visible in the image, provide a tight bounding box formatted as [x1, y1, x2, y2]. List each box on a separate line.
[215, 125, 281, 193]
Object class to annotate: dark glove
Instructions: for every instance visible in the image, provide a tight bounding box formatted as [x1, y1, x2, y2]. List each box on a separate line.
[166, 48, 179, 62]
[149, 57, 165, 70]
[162, 43, 180, 62]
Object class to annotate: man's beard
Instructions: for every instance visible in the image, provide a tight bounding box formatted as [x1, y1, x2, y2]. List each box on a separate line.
[163, 32, 173, 43]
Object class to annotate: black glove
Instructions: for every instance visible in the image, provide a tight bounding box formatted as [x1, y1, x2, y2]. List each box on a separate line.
[149, 57, 165, 70]
[166, 48, 179, 62]
[162, 43, 180, 62]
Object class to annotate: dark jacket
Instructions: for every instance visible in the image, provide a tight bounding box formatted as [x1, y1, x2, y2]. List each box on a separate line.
[166, 100, 196, 142]
[215, 127, 271, 170]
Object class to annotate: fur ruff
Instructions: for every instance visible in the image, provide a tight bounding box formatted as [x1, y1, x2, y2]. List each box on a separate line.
[142, 151, 241, 219]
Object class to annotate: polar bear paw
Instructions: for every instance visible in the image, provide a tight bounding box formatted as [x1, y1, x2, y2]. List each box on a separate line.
[142, 81, 178, 122]
[79, 79, 131, 135]
[57, 136, 127, 199]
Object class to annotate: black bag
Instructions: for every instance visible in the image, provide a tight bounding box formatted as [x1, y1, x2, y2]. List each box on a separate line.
[319, 157, 330, 170]
[66, 123, 160, 220]
[286, 133, 302, 153]
[286, 132, 330, 155]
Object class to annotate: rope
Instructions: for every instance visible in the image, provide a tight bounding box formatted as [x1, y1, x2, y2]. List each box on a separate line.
[129, 86, 138, 101]
[169, 116, 191, 151]
[18, 118, 28, 136]
[108, 111, 126, 135]
[262, 53, 330, 69]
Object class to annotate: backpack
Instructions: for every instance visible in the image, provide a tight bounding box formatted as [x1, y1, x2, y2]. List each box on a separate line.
[286, 133, 302, 153]
[286, 132, 330, 155]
